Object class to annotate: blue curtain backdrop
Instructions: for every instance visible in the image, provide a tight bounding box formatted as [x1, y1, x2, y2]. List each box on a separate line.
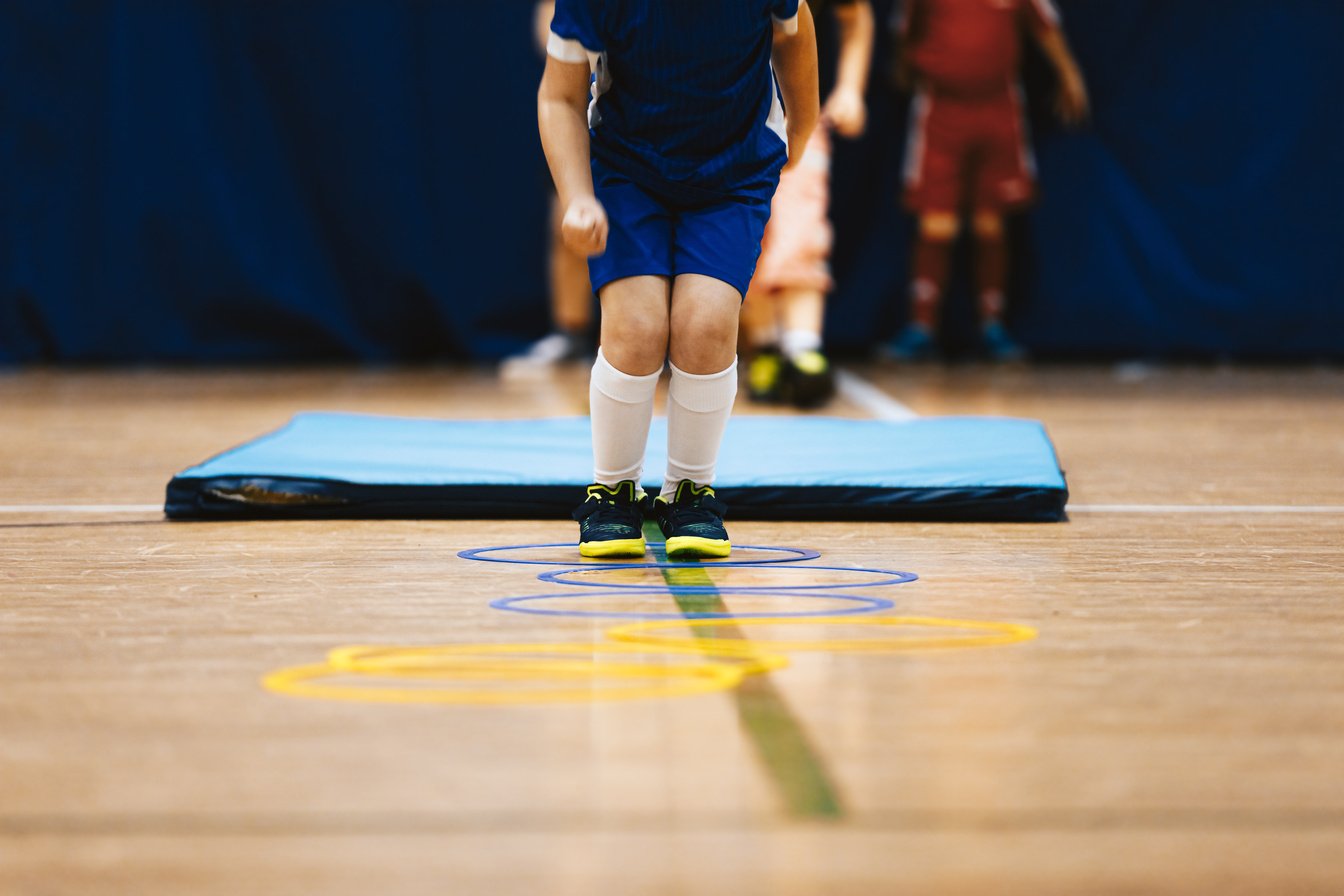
[2, 0, 1341, 363]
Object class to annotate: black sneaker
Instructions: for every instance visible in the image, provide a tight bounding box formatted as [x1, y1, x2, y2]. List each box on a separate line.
[573, 481, 648, 559]
[784, 349, 836, 409]
[652, 480, 730, 560]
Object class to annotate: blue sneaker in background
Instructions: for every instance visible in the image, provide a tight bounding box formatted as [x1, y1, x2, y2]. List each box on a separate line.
[881, 324, 938, 362]
[981, 321, 1028, 363]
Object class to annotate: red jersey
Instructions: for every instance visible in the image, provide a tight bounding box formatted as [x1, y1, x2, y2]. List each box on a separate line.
[900, 0, 1060, 98]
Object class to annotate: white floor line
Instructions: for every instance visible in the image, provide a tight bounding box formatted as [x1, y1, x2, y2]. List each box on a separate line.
[0, 505, 163, 514]
[834, 369, 919, 420]
[1067, 504, 1344, 514]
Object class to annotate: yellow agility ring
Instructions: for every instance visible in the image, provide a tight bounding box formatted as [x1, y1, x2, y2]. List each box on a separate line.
[263, 619, 1035, 705]
[263, 641, 786, 706]
[605, 616, 1039, 654]
[327, 641, 788, 677]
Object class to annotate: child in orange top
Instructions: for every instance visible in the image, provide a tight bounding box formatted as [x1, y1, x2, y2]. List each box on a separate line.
[743, 0, 874, 408]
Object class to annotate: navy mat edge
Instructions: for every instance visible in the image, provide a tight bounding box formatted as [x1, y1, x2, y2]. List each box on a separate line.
[165, 477, 1069, 523]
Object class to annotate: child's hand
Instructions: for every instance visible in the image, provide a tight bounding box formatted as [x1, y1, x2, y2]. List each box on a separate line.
[561, 195, 609, 257]
[822, 86, 867, 138]
[1056, 65, 1090, 127]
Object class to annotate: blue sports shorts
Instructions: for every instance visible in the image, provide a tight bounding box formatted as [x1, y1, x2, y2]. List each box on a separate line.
[587, 159, 774, 300]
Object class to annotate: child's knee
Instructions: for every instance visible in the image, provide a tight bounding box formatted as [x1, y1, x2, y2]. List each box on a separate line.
[601, 318, 668, 375]
[919, 212, 960, 242]
[671, 280, 740, 356]
[679, 311, 737, 347]
[972, 211, 1004, 240]
[670, 323, 738, 374]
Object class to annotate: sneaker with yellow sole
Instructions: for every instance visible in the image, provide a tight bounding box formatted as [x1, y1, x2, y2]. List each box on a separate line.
[573, 481, 649, 558]
[652, 480, 731, 560]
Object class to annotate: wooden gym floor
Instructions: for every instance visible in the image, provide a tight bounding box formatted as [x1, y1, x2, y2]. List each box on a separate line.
[2, 363, 1342, 895]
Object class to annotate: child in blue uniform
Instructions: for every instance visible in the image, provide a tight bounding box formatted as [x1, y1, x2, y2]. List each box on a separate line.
[540, 0, 819, 559]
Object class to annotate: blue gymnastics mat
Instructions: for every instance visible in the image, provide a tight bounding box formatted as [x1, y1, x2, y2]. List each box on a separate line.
[165, 413, 1068, 522]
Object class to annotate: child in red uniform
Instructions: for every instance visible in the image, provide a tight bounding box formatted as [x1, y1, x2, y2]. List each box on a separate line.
[886, 0, 1088, 361]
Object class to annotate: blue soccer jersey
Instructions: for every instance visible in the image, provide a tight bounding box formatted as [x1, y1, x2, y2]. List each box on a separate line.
[549, 0, 801, 204]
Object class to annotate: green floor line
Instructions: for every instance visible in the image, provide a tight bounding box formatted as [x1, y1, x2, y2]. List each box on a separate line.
[645, 522, 843, 819]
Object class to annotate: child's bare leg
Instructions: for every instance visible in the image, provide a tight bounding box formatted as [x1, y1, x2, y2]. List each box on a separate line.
[501, 198, 594, 377]
[971, 210, 1006, 324]
[599, 275, 671, 375]
[779, 286, 825, 356]
[664, 274, 740, 498]
[970, 210, 1024, 360]
[740, 286, 780, 353]
[550, 195, 595, 334]
[884, 211, 958, 361]
[911, 211, 959, 329]
[669, 274, 740, 373]
[588, 276, 670, 487]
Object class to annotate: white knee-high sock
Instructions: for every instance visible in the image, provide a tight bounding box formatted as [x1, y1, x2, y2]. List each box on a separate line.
[663, 359, 738, 499]
[589, 348, 661, 487]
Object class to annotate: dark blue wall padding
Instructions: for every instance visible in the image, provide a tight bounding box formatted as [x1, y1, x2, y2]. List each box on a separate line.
[0, 1, 548, 363]
[166, 413, 1068, 522]
[7, 2, 1337, 363]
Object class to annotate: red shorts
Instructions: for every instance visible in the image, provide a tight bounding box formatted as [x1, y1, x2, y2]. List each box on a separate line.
[902, 86, 1036, 214]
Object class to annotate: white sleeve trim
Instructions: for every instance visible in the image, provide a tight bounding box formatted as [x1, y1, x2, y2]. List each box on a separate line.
[772, 12, 799, 36]
[547, 31, 593, 63]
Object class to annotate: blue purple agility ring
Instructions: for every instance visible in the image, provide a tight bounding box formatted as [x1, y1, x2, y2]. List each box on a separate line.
[536, 563, 919, 591]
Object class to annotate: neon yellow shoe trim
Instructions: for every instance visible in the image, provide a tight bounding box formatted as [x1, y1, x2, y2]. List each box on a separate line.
[586, 481, 645, 503]
[665, 480, 716, 503]
[579, 537, 647, 559]
[664, 536, 731, 560]
[748, 353, 784, 394]
[791, 349, 829, 376]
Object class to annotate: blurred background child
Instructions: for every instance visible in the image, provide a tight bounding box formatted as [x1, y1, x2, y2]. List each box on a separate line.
[742, 0, 875, 408]
[885, 0, 1088, 363]
[500, 1, 598, 381]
